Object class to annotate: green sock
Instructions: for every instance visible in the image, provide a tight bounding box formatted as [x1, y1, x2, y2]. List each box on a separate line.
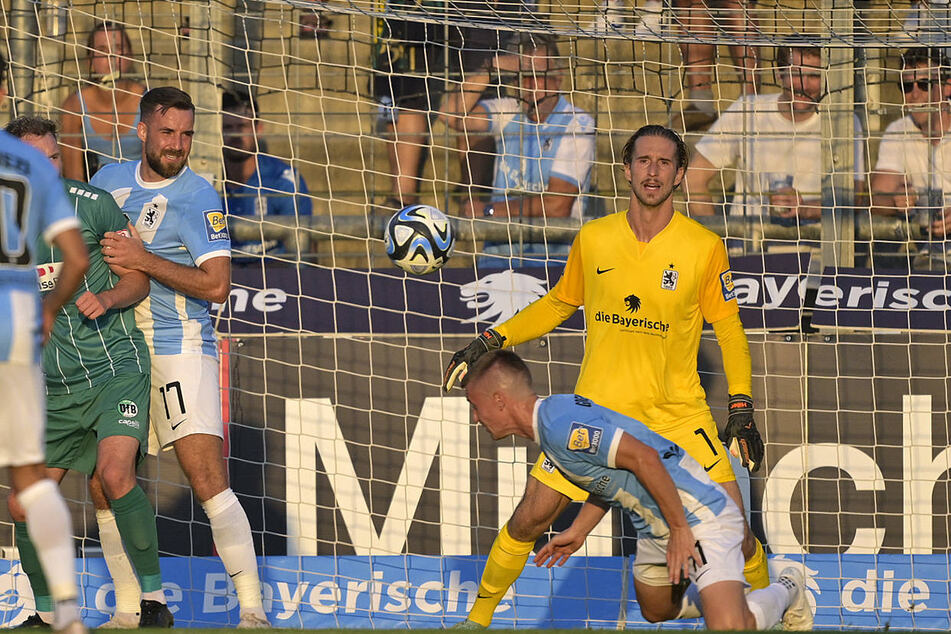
[111, 486, 163, 593]
[14, 522, 52, 611]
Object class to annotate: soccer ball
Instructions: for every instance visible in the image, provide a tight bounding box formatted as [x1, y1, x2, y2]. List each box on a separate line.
[384, 204, 455, 275]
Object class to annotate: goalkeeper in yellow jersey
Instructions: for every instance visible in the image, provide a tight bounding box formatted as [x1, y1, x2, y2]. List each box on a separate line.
[443, 124, 769, 628]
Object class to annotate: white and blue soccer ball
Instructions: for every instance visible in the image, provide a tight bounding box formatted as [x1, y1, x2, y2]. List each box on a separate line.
[384, 204, 455, 275]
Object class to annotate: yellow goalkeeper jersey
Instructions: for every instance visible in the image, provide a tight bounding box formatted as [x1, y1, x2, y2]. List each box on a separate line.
[550, 210, 738, 433]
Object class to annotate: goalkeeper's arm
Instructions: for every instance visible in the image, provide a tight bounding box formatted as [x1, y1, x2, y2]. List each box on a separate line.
[442, 292, 578, 391]
[495, 292, 579, 347]
[712, 313, 763, 472]
[711, 312, 752, 397]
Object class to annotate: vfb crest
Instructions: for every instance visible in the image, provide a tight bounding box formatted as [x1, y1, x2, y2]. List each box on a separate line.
[117, 399, 138, 417]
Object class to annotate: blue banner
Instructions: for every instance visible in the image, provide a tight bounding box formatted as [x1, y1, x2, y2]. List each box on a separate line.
[1, 555, 948, 629]
[220, 253, 810, 335]
[729, 252, 809, 330]
[811, 267, 951, 330]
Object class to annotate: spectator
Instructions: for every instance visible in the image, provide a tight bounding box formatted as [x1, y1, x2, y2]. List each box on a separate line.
[0, 51, 7, 101]
[221, 91, 313, 258]
[60, 21, 145, 180]
[587, 0, 663, 35]
[685, 46, 865, 248]
[440, 33, 595, 267]
[369, 3, 521, 211]
[675, 0, 759, 130]
[871, 47, 951, 270]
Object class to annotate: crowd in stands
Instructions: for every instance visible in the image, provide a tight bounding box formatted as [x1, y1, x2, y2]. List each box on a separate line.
[20, 14, 951, 272]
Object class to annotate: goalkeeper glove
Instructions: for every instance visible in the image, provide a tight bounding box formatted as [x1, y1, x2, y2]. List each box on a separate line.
[721, 394, 764, 473]
[442, 329, 506, 392]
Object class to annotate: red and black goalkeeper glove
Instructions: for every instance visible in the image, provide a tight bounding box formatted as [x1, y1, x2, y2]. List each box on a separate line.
[442, 329, 506, 392]
[721, 394, 764, 473]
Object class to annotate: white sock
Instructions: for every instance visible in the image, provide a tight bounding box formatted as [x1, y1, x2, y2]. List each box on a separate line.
[96, 509, 143, 613]
[51, 598, 80, 630]
[747, 582, 793, 629]
[142, 589, 166, 602]
[675, 583, 702, 619]
[19, 480, 77, 603]
[202, 489, 264, 613]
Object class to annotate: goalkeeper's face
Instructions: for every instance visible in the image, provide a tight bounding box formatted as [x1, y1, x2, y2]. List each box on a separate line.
[625, 135, 684, 209]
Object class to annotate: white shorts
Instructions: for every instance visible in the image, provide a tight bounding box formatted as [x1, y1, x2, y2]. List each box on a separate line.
[0, 363, 46, 467]
[634, 502, 747, 592]
[148, 353, 223, 454]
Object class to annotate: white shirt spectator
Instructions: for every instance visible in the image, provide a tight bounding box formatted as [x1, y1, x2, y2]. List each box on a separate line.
[875, 114, 951, 196]
[694, 93, 864, 218]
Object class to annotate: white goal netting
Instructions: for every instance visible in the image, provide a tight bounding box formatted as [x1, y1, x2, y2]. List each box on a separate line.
[1, 0, 950, 629]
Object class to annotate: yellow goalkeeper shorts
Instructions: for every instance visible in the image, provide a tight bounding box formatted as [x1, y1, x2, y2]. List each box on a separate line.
[529, 453, 589, 501]
[655, 413, 737, 485]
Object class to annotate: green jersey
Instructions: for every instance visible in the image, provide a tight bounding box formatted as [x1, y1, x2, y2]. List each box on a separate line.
[36, 178, 149, 395]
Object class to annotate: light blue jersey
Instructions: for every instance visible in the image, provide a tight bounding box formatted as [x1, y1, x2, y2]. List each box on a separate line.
[481, 95, 595, 221]
[91, 161, 229, 357]
[0, 132, 80, 364]
[535, 394, 730, 540]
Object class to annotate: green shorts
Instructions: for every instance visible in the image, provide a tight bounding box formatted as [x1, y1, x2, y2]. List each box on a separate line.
[45, 372, 150, 475]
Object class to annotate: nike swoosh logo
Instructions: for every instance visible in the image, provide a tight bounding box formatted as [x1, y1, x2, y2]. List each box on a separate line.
[229, 570, 243, 579]
[477, 593, 493, 600]
[171, 419, 186, 430]
[703, 459, 722, 472]
[596, 267, 614, 275]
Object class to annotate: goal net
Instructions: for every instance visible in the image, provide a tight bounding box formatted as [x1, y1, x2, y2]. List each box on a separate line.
[0, 0, 950, 629]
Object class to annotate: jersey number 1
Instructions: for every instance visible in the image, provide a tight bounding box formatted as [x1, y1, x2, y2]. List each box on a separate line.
[694, 427, 720, 458]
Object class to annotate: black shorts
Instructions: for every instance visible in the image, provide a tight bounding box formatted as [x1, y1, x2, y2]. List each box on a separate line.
[371, 23, 516, 110]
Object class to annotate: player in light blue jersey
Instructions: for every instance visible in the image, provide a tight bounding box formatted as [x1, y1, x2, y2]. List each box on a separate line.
[91, 87, 269, 628]
[463, 350, 814, 631]
[0, 116, 90, 634]
[4, 116, 164, 630]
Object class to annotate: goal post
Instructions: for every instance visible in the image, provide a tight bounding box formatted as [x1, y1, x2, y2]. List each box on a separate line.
[1, 0, 951, 629]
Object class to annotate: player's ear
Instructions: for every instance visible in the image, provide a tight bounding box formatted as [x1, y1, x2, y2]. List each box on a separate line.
[493, 391, 505, 410]
[673, 166, 685, 190]
[137, 120, 147, 143]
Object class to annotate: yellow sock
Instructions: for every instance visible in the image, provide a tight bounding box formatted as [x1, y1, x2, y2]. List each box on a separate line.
[468, 524, 534, 627]
[743, 538, 770, 590]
